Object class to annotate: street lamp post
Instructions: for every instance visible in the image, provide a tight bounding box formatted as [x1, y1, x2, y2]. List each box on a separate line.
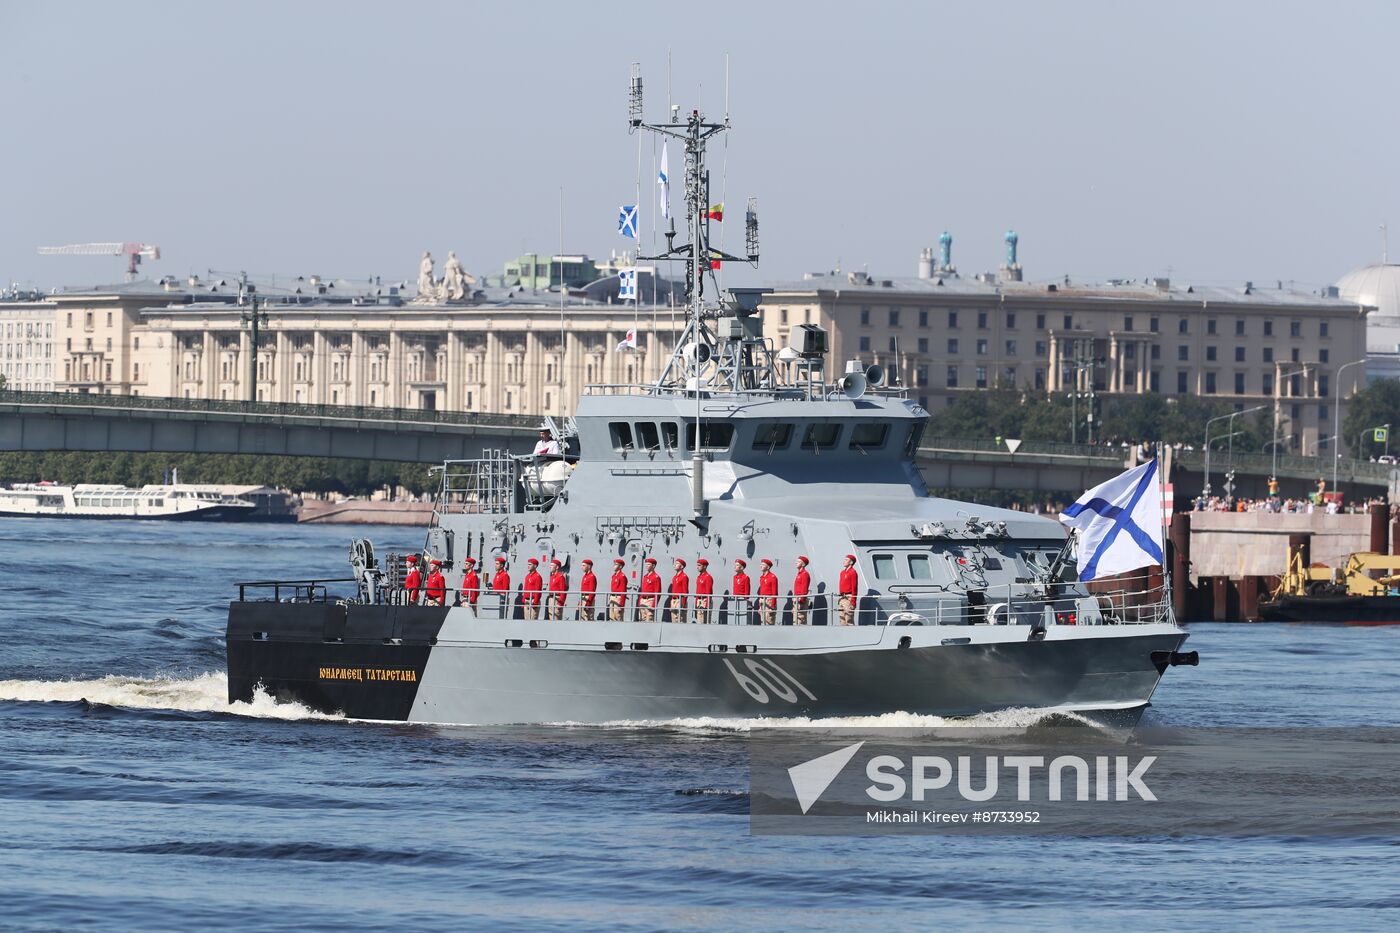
[1204, 405, 1267, 500]
[1333, 358, 1367, 499]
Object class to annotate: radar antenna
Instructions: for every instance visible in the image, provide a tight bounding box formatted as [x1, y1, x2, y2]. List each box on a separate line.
[628, 63, 763, 522]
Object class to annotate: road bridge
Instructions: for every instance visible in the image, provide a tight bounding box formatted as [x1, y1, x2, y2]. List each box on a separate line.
[0, 391, 1392, 496]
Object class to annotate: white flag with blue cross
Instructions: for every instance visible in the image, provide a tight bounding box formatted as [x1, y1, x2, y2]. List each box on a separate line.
[1058, 460, 1164, 581]
[618, 204, 638, 239]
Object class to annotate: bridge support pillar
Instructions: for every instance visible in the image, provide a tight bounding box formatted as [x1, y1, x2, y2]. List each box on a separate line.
[1369, 502, 1388, 555]
[1169, 512, 1191, 620]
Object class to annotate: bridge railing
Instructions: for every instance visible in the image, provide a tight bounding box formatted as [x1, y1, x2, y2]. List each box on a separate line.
[920, 436, 1128, 460]
[0, 388, 539, 430]
[1171, 448, 1392, 483]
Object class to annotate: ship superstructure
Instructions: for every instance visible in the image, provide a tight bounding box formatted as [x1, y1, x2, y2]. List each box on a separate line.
[227, 66, 1191, 724]
[1, 483, 256, 520]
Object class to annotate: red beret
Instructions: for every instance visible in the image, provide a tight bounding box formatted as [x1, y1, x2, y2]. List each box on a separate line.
[550, 558, 562, 567]
[495, 556, 507, 563]
[430, 559, 442, 567]
[406, 555, 419, 563]
[845, 554, 857, 562]
[527, 558, 539, 566]
[734, 558, 746, 568]
[582, 558, 593, 566]
[761, 558, 773, 567]
[697, 558, 708, 566]
[797, 555, 809, 564]
[463, 557, 476, 566]
[674, 558, 686, 568]
[614, 558, 626, 566]
[644, 557, 657, 564]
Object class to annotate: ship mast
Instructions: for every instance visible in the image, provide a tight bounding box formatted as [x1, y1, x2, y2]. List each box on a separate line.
[629, 63, 760, 522]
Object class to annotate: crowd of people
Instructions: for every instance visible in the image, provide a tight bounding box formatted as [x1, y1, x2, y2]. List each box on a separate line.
[397, 552, 863, 626]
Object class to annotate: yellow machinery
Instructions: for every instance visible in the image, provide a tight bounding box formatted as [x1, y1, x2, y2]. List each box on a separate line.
[1274, 549, 1400, 598]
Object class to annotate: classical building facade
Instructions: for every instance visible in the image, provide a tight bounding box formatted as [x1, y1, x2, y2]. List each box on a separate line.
[760, 265, 1370, 453]
[0, 297, 57, 391]
[131, 299, 683, 418]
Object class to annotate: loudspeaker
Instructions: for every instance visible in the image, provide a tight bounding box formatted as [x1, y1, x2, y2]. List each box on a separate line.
[840, 372, 867, 399]
[865, 364, 886, 387]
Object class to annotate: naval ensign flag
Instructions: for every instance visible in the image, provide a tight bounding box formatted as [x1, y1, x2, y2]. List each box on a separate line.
[1058, 460, 1164, 582]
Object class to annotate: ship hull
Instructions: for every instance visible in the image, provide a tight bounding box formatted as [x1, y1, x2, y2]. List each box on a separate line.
[227, 603, 1187, 725]
[0, 504, 257, 521]
[1257, 594, 1400, 624]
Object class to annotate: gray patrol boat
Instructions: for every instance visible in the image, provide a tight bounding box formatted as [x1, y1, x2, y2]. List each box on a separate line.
[227, 68, 1194, 724]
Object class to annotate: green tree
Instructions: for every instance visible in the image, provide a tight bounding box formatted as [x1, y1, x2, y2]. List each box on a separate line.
[1342, 380, 1400, 459]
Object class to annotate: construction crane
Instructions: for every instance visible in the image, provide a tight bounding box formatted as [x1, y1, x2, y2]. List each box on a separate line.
[37, 242, 161, 282]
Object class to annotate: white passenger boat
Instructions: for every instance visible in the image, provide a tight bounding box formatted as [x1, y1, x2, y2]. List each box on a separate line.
[0, 483, 257, 520]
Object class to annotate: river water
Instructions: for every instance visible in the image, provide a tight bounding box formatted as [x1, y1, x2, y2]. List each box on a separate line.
[1, 519, 1396, 930]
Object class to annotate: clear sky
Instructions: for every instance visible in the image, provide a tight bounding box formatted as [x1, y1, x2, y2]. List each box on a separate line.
[3, 0, 1397, 293]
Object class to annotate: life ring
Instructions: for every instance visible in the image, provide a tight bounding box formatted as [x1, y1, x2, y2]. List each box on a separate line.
[986, 602, 1011, 625]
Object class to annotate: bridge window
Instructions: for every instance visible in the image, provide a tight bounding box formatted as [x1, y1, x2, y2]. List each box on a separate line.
[661, 422, 680, 451]
[752, 423, 792, 451]
[849, 423, 889, 450]
[801, 423, 840, 450]
[907, 554, 933, 580]
[872, 554, 896, 580]
[904, 422, 926, 457]
[685, 422, 735, 452]
[610, 422, 635, 451]
[636, 422, 660, 451]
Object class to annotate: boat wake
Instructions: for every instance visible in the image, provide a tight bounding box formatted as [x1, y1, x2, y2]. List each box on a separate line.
[557, 707, 1102, 732]
[0, 672, 341, 722]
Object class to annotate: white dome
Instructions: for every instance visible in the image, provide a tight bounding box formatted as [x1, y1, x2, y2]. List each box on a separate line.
[1337, 263, 1400, 355]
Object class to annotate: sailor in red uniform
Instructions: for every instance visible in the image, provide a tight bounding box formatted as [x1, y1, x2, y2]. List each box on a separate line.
[758, 558, 779, 626]
[731, 558, 751, 625]
[403, 554, 422, 606]
[490, 556, 511, 618]
[523, 558, 544, 620]
[792, 555, 811, 625]
[460, 557, 480, 610]
[578, 559, 597, 620]
[546, 558, 568, 620]
[838, 553, 859, 626]
[425, 559, 447, 607]
[638, 557, 661, 622]
[693, 558, 714, 624]
[608, 558, 628, 621]
[668, 558, 690, 624]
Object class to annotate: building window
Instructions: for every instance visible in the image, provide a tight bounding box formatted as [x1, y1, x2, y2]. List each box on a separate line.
[66, 313, 72, 326]
[915, 365, 928, 387]
[1124, 343, 1136, 359]
[1150, 317, 1159, 333]
[1264, 321, 1273, 337]
[888, 337, 898, 352]
[1178, 319, 1188, 335]
[977, 311, 988, 330]
[976, 339, 988, 355]
[1234, 373, 1245, 394]
[1235, 347, 1246, 362]
[1006, 312, 1016, 329]
[1291, 348, 1300, 363]
[1206, 346, 1217, 362]
[1002, 366, 1016, 385]
[133, 337, 139, 350]
[106, 337, 112, 351]
[1320, 322, 1329, 338]
[913, 337, 927, 353]
[1205, 372, 1217, 394]
[1263, 374, 1274, 395]
[948, 310, 958, 328]
[858, 336, 871, 352]
[780, 309, 788, 324]
[1151, 345, 1161, 361]
[1035, 341, 1047, 357]
[947, 338, 958, 354]
[975, 366, 988, 388]
[1290, 321, 1301, 337]
[1124, 316, 1134, 331]
[1207, 319, 1217, 336]
[1063, 315, 1072, 330]
[1035, 368, 1045, 389]
[889, 309, 900, 327]
[1319, 374, 1330, 397]
[860, 308, 870, 326]
[1150, 371, 1160, 392]
[1263, 347, 1274, 363]
[1005, 340, 1017, 356]
[1036, 313, 1046, 329]
[1291, 403, 1301, 420]
[1235, 320, 1245, 336]
[1177, 371, 1188, 393]
[918, 310, 928, 327]
[946, 366, 958, 388]
[1178, 346, 1189, 361]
